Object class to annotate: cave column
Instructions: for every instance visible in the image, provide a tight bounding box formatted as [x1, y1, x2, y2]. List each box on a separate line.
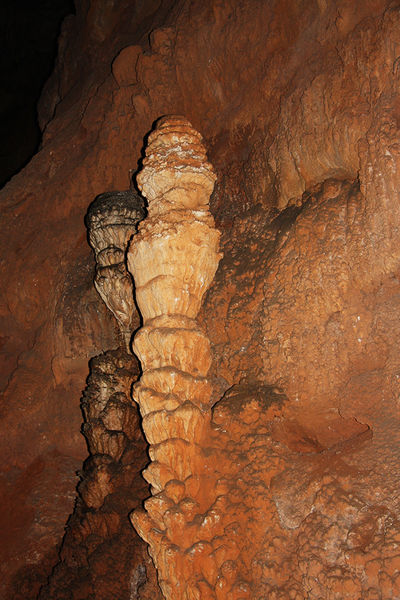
[127, 115, 222, 599]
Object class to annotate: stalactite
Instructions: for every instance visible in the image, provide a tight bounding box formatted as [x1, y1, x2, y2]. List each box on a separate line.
[127, 116, 223, 598]
[86, 190, 145, 351]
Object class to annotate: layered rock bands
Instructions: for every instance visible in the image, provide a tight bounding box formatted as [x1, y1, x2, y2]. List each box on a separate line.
[38, 191, 161, 599]
[39, 349, 160, 600]
[128, 116, 223, 599]
[86, 190, 145, 351]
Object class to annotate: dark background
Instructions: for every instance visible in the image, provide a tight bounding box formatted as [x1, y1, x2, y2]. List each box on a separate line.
[0, 0, 74, 188]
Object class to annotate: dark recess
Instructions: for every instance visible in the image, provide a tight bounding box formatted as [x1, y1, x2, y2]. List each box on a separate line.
[0, 0, 75, 189]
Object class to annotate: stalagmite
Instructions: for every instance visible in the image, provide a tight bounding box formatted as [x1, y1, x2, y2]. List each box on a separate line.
[127, 115, 222, 598]
[86, 190, 145, 350]
[39, 191, 160, 599]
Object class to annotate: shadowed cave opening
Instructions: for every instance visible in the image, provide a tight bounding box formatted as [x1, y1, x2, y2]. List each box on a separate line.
[0, 0, 74, 188]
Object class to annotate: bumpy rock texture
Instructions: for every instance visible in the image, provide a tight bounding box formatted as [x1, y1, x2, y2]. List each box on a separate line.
[86, 190, 145, 350]
[36, 189, 161, 599]
[1, 0, 400, 598]
[128, 115, 222, 598]
[39, 348, 160, 600]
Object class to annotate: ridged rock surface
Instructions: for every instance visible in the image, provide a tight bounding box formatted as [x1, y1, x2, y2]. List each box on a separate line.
[38, 349, 161, 600]
[1, 1, 400, 598]
[36, 189, 160, 600]
[127, 115, 222, 599]
[86, 190, 145, 350]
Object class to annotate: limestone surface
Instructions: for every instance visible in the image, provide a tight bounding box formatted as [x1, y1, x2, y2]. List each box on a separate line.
[2, 1, 400, 598]
[86, 190, 145, 350]
[39, 349, 160, 600]
[128, 115, 222, 599]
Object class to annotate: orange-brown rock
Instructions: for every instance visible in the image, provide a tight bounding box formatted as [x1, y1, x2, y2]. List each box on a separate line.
[2, 1, 400, 598]
[128, 116, 222, 598]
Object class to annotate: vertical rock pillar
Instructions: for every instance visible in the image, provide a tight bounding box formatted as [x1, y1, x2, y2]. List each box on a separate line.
[86, 190, 145, 351]
[127, 116, 222, 598]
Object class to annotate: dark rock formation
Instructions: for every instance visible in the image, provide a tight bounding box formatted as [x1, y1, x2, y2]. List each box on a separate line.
[39, 348, 160, 600]
[86, 190, 145, 350]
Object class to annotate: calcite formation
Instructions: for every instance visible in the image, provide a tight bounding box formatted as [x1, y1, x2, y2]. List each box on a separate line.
[127, 115, 222, 598]
[86, 190, 145, 350]
[3, 2, 400, 599]
[38, 191, 160, 599]
[39, 349, 161, 600]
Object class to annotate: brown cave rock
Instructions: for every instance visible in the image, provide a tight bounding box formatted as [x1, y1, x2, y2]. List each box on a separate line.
[38, 349, 160, 600]
[1, 1, 400, 599]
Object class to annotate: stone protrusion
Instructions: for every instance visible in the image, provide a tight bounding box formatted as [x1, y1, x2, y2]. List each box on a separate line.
[135, 115, 216, 213]
[78, 350, 142, 508]
[39, 184, 159, 598]
[133, 315, 212, 375]
[86, 190, 145, 350]
[127, 116, 222, 598]
[39, 347, 162, 599]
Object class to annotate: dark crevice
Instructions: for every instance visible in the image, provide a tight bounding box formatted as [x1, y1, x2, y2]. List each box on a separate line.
[0, 0, 75, 189]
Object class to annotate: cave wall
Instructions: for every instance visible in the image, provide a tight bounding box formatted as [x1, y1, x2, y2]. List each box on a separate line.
[1, 0, 400, 598]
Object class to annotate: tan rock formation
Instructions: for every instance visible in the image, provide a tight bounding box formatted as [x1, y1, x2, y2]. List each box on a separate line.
[86, 190, 145, 350]
[127, 115, 222, 598]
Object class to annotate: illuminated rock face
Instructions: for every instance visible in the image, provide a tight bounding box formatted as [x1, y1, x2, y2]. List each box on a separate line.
[4, 3, 400, 599]
[127, 116, 222, 598]
[86, 190, 145, 350]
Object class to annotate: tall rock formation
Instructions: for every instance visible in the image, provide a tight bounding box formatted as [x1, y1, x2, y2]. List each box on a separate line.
[39, 348, 159, 600]
[38, 191, 161, 600]
[127, 115, 222, 598]
[2, 2, 400, 598]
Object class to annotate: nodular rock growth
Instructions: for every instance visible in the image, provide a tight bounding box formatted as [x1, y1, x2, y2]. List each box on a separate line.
[128, 115, 223, 599]
[38, 190, 161, 600]
[4, 3, 400, 598]
[86, 190, 145, 351]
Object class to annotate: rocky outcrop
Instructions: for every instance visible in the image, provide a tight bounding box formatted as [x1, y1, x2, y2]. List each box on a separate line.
[38, 192, 160, 599]
[86, 190, 145, 350]
[127, 116, 222, 598]
[39, 349, 160, 600]
[2, 1, 400, 598]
